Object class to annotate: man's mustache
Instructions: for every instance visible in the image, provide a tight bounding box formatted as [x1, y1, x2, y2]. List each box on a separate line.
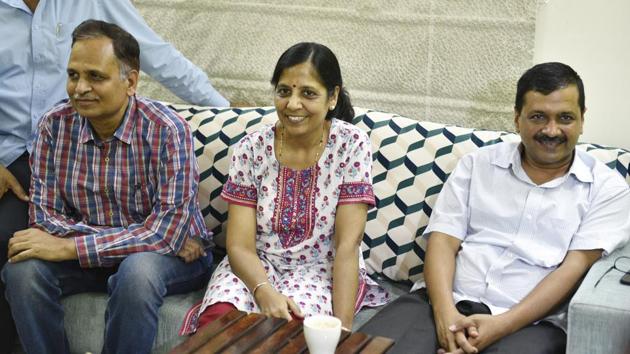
[534, 133, 567, 144]
[72, 94, 98, 100]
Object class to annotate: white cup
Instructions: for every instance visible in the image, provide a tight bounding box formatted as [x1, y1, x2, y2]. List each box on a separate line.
[303, 314, 342, 354]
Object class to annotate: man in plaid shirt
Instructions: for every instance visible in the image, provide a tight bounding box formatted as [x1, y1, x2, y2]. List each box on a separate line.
[1, 20, 212, 354]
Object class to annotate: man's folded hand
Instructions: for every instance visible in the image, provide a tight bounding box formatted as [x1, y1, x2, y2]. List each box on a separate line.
[8, 228, 77, 263]
[177, 237, 206, 263]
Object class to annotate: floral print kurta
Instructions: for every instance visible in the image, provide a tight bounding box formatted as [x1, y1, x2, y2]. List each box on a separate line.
[184, 119, 389, 334]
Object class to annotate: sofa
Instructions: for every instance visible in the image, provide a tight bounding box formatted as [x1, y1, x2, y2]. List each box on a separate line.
[55, 105, 630, 354]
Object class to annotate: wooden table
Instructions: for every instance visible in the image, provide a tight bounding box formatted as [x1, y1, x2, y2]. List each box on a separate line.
[169, 309, 394, 354]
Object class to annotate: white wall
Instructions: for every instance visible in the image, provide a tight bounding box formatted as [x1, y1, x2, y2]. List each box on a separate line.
[534, 0, 630, 150]
[136, 0, 537, 132]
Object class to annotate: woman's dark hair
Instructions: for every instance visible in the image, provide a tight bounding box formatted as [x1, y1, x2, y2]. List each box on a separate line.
[515, 62, 585, 113]
[271, 42, 354, 123]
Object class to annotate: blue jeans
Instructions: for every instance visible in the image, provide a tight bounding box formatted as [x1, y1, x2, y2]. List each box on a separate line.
[1, 252, 211, 354]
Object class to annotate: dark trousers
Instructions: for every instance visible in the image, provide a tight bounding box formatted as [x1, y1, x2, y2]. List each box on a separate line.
[359, 289, 566, 354]
[0, 153, 30, 354]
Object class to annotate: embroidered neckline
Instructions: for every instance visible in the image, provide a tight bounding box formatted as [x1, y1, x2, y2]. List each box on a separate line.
[273, 165, 319, 248]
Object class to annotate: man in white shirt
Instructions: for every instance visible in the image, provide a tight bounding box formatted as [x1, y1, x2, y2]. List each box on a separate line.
[360, 62, 630, 354]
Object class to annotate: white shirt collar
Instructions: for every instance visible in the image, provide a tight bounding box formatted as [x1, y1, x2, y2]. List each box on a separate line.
[491, 143, 594, 186]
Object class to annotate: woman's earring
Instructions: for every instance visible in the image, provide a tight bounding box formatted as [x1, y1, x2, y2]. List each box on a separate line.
[329, 106, 335, 111]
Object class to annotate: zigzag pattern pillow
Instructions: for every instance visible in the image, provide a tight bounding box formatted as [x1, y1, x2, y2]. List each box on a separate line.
[169, 104, 630, 283]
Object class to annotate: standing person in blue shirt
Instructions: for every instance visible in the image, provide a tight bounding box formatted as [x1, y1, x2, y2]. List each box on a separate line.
[0, 0, 228, 351]
[359, 62, 630, 353]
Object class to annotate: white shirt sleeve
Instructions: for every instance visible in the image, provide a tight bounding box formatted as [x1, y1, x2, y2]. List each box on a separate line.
[568, 169, 630, 255]
[423, 153, 474, 240]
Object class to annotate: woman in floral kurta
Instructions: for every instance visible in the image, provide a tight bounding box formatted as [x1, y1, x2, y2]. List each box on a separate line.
[184, 42, 388, 334]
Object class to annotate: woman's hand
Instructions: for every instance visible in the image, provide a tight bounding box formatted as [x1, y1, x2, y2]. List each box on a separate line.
[224, 204, 302, 321]
[332, 203, 368, 330]
[254, 283, 303, 321]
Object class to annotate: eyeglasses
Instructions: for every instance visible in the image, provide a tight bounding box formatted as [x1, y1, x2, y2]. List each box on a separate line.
[594, 256, 630, 288]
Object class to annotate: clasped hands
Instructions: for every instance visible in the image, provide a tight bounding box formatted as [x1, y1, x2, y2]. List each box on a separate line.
[436, 311, 509, 354]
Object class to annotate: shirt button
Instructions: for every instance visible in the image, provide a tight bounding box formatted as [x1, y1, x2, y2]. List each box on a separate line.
[104, 187, 109, 193]
[104, 157, 110, 163]
[109, 211, 114, 217]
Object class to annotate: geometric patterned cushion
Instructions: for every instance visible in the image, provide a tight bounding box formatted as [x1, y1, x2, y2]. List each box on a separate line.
[169, 104, 630, 283]
[168, 105, 278, 243]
